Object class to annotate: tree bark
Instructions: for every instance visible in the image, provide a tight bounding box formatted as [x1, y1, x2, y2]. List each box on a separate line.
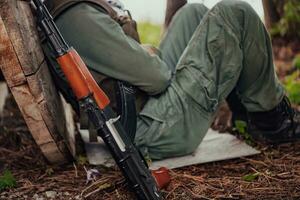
[262, 0, 280, 29]
[164, 0, 187, 29]
[0, 0, 76, 164]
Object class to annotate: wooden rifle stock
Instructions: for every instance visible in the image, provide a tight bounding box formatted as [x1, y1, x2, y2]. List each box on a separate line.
[57, 48, 110, 109]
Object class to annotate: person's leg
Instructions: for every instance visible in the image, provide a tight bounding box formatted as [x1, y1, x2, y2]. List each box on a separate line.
[176, 0, 284, 112]
[135, 4, 211, 159]
[175, 0, 300, 144]
[159, 3, 209, 71]
[161, 3, 238, 134]
[209, 1, 299, 144]
[137, 1, 279, 159]
[135, 1, 299, 159]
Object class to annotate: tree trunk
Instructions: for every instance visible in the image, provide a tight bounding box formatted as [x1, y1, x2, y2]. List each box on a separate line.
[0, 0, 78, 164]
[262, 0, 280, 29]
[164, 0, 187, 29]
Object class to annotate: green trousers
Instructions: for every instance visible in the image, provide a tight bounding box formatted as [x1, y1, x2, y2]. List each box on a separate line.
[44, 0, 284, 160]
[136, 1, 284, 159]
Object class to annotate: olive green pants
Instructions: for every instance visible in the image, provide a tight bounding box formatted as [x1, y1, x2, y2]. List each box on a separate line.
[135, 1, 284, 159]
[45, 0, 284, 160]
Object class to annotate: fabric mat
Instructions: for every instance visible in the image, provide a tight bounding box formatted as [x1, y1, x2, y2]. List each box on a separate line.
[80, 128, 260, 169]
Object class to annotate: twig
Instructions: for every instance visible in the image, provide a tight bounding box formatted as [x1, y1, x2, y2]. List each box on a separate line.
[165, 184, 181, 199]
[183, 185, 212, 200]
[241, 157, 269, 167]
[73, 162, 78, 178]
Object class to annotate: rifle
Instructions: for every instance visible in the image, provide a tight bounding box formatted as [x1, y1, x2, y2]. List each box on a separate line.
[31, 0, 163, 199]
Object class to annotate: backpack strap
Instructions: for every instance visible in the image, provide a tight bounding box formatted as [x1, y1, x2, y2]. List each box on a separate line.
[44, 0, 118, 20]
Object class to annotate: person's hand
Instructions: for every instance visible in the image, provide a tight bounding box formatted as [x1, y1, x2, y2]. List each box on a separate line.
[211, 101, 233, 133]
[141, 44, 160, 56]
[118, 16, 140, 43]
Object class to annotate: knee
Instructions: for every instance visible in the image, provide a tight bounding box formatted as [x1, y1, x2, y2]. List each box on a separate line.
[217, 0, 253, 10]
[179, 3, 208, 18]
[216, 0, 258, 17]
[215, 0, 260, 26]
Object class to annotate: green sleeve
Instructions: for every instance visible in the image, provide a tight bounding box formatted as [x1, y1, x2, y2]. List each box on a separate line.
[55, 3, 172, 95]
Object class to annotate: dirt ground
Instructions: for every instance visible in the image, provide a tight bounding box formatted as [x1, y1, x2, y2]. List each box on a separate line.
[1, 41, 300, 200]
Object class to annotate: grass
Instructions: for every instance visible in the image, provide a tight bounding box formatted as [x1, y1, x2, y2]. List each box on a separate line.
[137, 21, 162, 47]
[283, 55, 300, 104]
[0, 170, 16, 191]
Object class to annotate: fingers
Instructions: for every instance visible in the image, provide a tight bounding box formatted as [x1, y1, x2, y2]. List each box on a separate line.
[211, 102, 233, 133]
[117, 16, 131, 25]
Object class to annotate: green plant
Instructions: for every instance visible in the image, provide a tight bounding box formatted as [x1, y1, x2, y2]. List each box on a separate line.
[284, 70, 300, 104]
[45, 167, 54, 176]
[242, 172, 260, 182]
[77, 155, 88, 166]
[0, 170, 16, 191]
[234, 120, 254, 145]
[270, 0, 300, 38]
[293, 55, 300, 70]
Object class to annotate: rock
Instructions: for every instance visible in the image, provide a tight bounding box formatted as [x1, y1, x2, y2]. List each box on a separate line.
[63, 192, 70, 196]
[33, 194, 39, 199]
[45, 191, 57, 199]
[33, 194, 44, 200]
[75, 195, 82, 200]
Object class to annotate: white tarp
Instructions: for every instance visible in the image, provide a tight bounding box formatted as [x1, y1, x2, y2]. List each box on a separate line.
[80, 128, 260, 169]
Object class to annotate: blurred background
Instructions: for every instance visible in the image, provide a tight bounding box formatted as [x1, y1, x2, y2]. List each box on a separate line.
[123, 0, 263, 46]
[123, 0, 263, 24]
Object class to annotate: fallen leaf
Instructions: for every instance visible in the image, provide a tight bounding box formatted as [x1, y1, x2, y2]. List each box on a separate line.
[242, 172, 260, 182]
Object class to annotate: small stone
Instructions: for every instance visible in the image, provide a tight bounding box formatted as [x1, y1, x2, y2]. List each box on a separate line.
[33, 194, 39, 199]
[75, 195, 82, 200]
[33, 196, 44, 200]
[45, 191, 57, 199]
[64, 192, 70, 196]
[32, 195, 45, 200]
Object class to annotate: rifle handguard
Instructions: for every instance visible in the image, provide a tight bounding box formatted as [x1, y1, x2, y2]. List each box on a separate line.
[57, 48, 110, 108]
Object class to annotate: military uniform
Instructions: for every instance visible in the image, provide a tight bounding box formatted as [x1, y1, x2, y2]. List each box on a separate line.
[43, 0, 284, 160]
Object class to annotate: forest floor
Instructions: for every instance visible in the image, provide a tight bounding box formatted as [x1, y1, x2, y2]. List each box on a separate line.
[1, 40, 300, 200]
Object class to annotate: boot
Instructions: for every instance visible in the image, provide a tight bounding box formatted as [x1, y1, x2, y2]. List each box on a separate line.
[248, 96, 300, 144]
[226, 89, 248, 128]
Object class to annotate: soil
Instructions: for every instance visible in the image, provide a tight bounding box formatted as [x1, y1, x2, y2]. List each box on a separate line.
[1, 43, 300, 200]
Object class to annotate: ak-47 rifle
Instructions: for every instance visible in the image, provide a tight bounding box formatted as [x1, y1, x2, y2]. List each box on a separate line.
[31, 0, 163, 199]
